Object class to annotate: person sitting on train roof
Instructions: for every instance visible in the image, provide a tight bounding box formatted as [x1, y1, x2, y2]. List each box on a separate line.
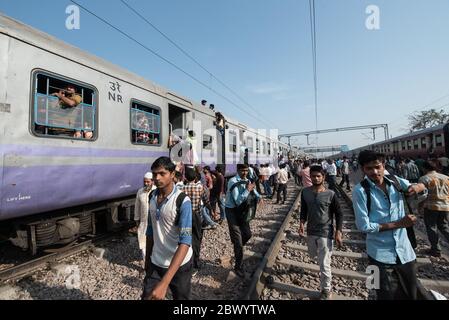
[209, 104, 215, 111]
[201, 99, 207, 107]
[51, 85, 82, 108]
[215, 112, 225, 135]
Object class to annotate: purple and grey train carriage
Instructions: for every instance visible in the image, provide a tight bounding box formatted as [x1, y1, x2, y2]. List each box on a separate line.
[0, 14, 291, 253]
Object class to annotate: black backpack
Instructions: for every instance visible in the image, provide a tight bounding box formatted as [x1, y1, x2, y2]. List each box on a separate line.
[229, 180, 258, 223]
[360, 175, 417, 249]
[148, 189, 187, 226]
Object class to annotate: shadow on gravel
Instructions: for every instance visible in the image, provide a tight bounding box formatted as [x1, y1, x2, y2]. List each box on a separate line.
[121, 275, 144, 290]
[16, 278, 91, 300]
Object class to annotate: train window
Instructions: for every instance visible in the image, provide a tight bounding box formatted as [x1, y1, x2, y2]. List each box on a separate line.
[407, 140, 412, 150]
[32, 72, 97, 140]
[262, 141, 266, 155]
[246, 137, 254, 153]
[413, 139, 419, 150]
[268, 143, 271, 155]
[421, 137, 427, 149]
[401, 141, 406, 150]
[229, 131, 237, 152]
[256, 139, 260, 154]
[436, 134, 443, 147]
[203, 134, 213, 150]
[130, 100, 161, 146]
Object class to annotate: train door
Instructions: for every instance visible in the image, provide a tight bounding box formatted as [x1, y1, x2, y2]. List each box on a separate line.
[168, 103, 190, 161]
[168, 103, 187, 135]
[443, 124, 449, 157]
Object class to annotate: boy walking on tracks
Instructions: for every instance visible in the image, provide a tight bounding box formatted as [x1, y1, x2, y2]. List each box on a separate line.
[142, 157, 193, 300]
[299, 165, 343, 300]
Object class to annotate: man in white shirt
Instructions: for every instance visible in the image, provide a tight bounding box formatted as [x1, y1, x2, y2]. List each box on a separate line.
[339, 157, 351, 191]
[275, 163, 289, 204]
[326, 159, 339, 196]
[134, 172, 156, 260]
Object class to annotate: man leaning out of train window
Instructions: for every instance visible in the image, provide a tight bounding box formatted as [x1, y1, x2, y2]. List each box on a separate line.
[51, 85, 82, 109]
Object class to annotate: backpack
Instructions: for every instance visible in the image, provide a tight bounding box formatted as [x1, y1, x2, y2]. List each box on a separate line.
[148, 189, 187, 226]
[229, 180, 258, 223]
[360, 175, 417, 249]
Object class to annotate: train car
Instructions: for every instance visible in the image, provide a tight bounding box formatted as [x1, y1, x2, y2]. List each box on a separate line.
[0, 14, 281, 252]
[332, 123, 449, 160]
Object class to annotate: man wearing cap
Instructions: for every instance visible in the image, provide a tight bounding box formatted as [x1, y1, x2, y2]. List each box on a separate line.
[134, 172, 156, 260]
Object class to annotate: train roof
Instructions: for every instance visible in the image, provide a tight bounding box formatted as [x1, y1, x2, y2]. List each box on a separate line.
[0, 13, 278, 142]
[372, 123, 446, 146]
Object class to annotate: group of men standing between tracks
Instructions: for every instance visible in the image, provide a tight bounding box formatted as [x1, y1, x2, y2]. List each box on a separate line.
[133, 148, 449, 300]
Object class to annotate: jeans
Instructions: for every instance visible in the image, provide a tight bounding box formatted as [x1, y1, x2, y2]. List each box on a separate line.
[367, 256, 419, 300]
[201, 206, 217, 226]
[210, 194, 226, 220]
[192, 212, 203, 269]
[424, 209, 449, 253]
[262, 180, 272, 197]
[276, 183, 287, 203]
[339, 173, 350, 190]
[143, 257, 192, 300]
[226, 207, 252, 270]
[307, 236, 333, 291]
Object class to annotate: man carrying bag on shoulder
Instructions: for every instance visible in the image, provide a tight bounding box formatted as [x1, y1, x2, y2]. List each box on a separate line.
[352, 150, 432, 300]
[225, 163, 262, 277]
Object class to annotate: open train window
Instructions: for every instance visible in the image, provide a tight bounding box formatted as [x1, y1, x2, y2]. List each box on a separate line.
[436, 134, 443, 147]
[246, 137, 254, 153]
[401, 141, 406, 150]
[407, 140, 412, 150]
[268, 142, 271, 155]
[229, 131, 237, 152]
[421, 137, 426, 149]
[413, 139, 419, 150]
[130, 100, 161, 146]
[262, 141, 266, 155]
[203, 134, 213, 150]
[32, 71, 97, 140]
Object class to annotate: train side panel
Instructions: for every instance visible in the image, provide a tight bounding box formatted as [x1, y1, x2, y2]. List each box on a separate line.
[0, 35, 168, 221]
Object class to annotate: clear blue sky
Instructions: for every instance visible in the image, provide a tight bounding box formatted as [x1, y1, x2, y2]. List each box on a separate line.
[2, 0, 449, 151]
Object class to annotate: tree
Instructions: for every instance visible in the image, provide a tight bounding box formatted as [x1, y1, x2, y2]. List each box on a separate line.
[408, 108, 449, 132]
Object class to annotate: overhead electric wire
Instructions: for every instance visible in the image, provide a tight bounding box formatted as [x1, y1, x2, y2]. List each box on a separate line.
[387, 93, 449, 134]
[119, 0, 276, 129]
[69, 0, 274, 128]
[309, 0, 319, 148]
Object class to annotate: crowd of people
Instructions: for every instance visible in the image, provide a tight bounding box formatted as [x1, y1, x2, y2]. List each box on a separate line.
[132, 149, 449, 301]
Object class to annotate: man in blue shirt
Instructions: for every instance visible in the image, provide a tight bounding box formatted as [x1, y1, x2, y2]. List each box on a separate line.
[225, 163, 261, 277]
[352, 150, 426, 300]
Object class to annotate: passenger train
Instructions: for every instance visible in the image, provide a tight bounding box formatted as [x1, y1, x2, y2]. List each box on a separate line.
[0, 14, 294, 253]
[333, 123, 449, 159]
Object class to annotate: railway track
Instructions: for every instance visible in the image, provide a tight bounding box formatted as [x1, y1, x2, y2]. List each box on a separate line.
[244, 181, 449, 300]
[0, 223, 134, 284]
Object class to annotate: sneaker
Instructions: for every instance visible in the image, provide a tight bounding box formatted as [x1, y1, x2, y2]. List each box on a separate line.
[319, 289, 332, 300]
